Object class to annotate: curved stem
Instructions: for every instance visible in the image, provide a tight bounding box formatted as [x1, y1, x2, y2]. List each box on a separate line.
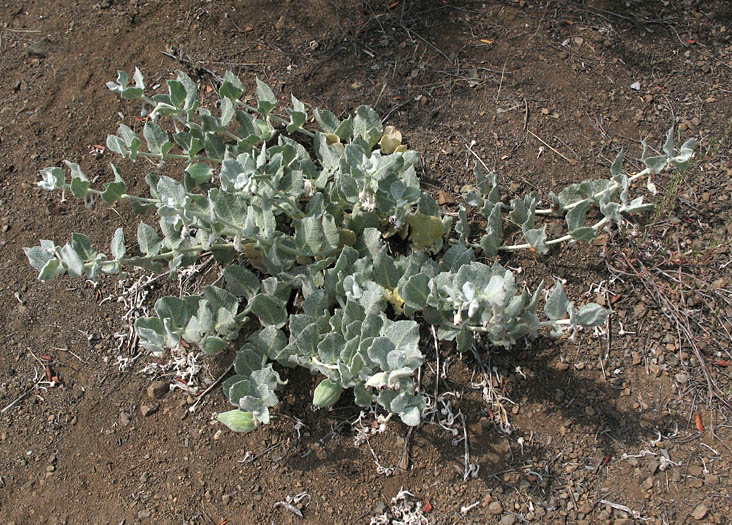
[135, 150, 221, 163]
[311, 357, 339, 371]
[74, 187, 159, 204]
[539, 319, 571, 327]
[534, 168, 649, 216]
[497, 215, 612, 252]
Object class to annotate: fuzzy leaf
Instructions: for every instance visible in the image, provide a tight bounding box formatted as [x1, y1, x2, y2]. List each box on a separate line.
[255, 78, 277, 116]
[64, 161, 90, 198]
[37, 167, 66, 191]
[400, 273, 430, 310]
[573, 303, 609, 327]
[185, 163, 213, 184]
[314, 108, 340, 134]
[217, 410, 256, 433]
[353, 105, 383, 148]
[219, 71, 244, 101]
[524, 226, 549, 254]
[372, 247, 401, 290]
[137, 222, 162, 256]
[111, 228, 125, 260]
[250, 293, 288, 328]
[286, 94, 307, 134]
[545, 282, 569, 321]
[143, 121, 170, 157]
[407, 213, 444, 250]
[224, 264, 261, 300]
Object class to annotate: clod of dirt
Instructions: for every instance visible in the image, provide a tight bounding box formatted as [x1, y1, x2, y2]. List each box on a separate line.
[27, 37, 51, 58]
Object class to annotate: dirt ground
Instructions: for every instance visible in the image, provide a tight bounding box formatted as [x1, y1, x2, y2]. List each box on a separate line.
[1, 0, 732, 523]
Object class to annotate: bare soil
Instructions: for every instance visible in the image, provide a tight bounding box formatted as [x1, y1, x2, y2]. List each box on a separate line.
[1, 1, 732, 523]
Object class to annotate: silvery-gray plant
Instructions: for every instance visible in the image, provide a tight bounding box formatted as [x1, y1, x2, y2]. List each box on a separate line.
[25, 68, 694, 432]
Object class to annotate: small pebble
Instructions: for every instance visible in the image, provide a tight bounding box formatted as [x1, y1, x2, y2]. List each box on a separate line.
[146, 381, 169, 400]
[691, 503, 708, 520]
[140, 404, 158, 417]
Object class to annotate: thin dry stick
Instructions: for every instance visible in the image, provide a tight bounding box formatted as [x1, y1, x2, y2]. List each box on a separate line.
[1, 382, 39, 413]
[398, 426, 413, 470]
[431, 325, 440, 422]
[188, 363, 234, 413]
[465, 141, 491, 174]
[494, 60, 507, 103]
[602, 288, 612, 379]
[528, 130, 578, 165]
[459, 411, 475, 481]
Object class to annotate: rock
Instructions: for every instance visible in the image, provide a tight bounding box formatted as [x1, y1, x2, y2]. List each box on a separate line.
[705, 474, 719, 485]
[119, 411, 130, 427]
[222, 494, 231, 504]
[499, 515, 516, 525]
[631, 352, 642, 366]
[691, 503, 708, 520]
[28, 37, 51, 58]
[137, 509, 151, 519]
[140, 404, 158, 417]
[436, 190, 455, 205]
[489, 501, 503, 515]
[633, 302, 646, 318]
[146, 381, 169, 400]
[690, 478, 703, 488]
